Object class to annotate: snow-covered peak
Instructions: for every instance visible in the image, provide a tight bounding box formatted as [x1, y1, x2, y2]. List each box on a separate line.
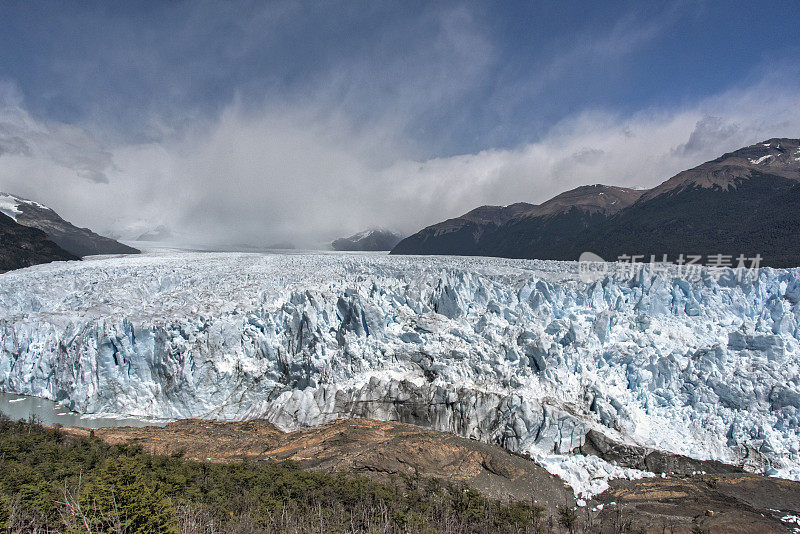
[349, 228, 386, 240]
[0, 193, 51, 221]
[740, 139, 800, 171]
[0, 194, 22, 221]
[332, 228, 403, 251]
[0, 192, 137, 257]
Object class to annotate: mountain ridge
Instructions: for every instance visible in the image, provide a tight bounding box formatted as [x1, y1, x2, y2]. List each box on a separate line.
[332, 228, 403, 251]
[391, 184, 643, 257]
[0, 192, 139, 257]
[391, 138, 800, 266]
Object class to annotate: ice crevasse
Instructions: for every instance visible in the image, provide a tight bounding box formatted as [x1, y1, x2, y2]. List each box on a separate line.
[0, 251, 798, 496]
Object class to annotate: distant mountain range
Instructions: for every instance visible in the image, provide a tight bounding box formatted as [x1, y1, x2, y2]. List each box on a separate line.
[0, 193, 139, 257]
[392, 138, 800, 267]
[391, 185, 641, 258]
[266, 241, 296, 250]
[332, 228, 403, 251]
[135, 224, 172, 242]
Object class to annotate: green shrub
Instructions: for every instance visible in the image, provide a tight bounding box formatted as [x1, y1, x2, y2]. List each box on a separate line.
[0, 414, 550, 533]
[78, 456, 178, 534]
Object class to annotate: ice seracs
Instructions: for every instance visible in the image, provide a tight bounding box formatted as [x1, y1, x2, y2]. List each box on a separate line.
[0, 251, 799, 497]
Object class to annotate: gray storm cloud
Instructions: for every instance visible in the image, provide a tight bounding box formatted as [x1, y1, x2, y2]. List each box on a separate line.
[2, 3, 798, 249]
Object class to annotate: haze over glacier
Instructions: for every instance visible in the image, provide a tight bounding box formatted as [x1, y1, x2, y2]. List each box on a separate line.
[1, 251, 798, 495]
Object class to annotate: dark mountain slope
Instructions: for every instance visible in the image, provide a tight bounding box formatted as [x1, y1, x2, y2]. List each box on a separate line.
[0, 212, 78, 273]
[391, 139, 800, 267]
[480, 207, 614, 260]
[585, 172, 800, 266]
[391, 186, 641, 257]
[0, 193, 139, 257]
[391, 202, 533, 256]
[479, 185, 643, 259]
[583, 138, 800, 266]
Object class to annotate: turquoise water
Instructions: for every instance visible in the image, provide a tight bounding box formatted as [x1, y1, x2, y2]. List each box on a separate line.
[0, 391, 169, 429]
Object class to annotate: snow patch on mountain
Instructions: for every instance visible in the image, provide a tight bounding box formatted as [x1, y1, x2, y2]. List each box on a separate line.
[332, 228, 403, 251]
[0, 193, 51, 221]
[1, 252, 799, 496]
[350, 228, 385, 240]
[0, 196, 21, 221]
[749, 154, 774, 165]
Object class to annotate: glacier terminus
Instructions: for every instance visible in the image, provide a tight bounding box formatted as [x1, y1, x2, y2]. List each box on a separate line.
[0, 251, 798, 497]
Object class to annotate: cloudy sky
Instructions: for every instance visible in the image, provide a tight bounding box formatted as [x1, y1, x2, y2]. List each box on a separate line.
[0, 1, 799, 247]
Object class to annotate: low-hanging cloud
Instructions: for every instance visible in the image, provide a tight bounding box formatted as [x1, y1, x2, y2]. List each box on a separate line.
[1, 77, 798, 249]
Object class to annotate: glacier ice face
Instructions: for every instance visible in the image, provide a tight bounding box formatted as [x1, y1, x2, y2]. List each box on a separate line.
[1, 251, 799, 495]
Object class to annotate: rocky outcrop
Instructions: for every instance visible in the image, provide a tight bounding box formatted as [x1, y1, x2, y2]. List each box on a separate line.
[68, 418, 575, 507]
[575, 429, 742, 476]
[68, 416, 800, 533]
[591, 473, 800, 533]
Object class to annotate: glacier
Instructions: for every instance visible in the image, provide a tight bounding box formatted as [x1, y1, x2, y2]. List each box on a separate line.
[0, 251, 799, 496]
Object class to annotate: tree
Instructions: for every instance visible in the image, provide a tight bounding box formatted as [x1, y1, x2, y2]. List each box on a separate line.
[558, 504, 578, 534]
[78, 456, 178, 534]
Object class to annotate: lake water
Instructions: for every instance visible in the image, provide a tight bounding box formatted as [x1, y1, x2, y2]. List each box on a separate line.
[0, 391, 170, 428]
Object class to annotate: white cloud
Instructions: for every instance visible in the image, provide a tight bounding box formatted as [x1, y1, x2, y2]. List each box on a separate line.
[0, 90, 114, 187]
[0, 77, 798, 248]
